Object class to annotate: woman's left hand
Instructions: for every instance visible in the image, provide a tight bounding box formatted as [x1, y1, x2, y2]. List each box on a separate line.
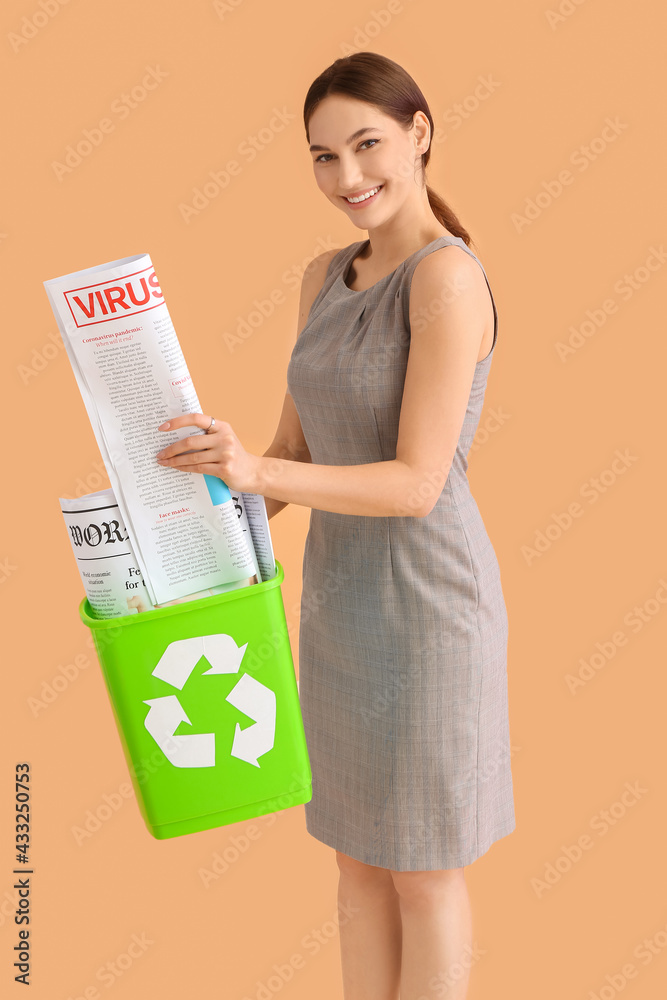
[155, 413, 260, 494]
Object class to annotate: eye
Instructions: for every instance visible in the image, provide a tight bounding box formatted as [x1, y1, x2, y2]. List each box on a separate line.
[314, 138, 380, 163]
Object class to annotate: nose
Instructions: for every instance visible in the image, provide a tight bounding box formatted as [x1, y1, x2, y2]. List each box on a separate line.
[336, 154, 365, 194]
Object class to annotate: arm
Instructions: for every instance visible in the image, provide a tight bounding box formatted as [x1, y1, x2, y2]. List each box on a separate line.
[255, 245, 488, 517]
[261, 398, 311, 521]
[262, 248, 338, 520]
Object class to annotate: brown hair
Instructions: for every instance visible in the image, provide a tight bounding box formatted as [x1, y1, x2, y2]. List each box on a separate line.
[303, 51, 474, 250]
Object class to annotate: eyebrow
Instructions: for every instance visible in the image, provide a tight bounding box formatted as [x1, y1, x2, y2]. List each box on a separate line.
[309, 127, 382, 153]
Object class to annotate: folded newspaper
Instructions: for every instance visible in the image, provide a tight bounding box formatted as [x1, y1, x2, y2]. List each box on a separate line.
[45, 253, 275, 606]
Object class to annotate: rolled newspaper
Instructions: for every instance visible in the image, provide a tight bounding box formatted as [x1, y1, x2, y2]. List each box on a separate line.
[60, 488, 255, 619]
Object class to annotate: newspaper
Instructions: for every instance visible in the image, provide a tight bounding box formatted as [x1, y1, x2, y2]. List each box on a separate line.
[44, 253, 276, 605]
[60, 488, 255, 619]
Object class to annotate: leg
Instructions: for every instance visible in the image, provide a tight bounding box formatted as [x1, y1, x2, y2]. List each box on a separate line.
[391, 867, 473, 1000]
[336, 850, 403, 1000]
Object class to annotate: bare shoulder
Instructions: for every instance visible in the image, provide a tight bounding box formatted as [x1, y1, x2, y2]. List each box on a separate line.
[411, 243, 483, 301]
[410, 244, 489, 323]
[297, 247, 342, 335]
[409, 243, 493, 359]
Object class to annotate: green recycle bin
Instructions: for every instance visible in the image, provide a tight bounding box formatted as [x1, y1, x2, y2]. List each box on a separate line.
[78, 559, 312, 839]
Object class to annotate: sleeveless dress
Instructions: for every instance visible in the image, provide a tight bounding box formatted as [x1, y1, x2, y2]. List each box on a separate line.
[286, 235, 515, 871]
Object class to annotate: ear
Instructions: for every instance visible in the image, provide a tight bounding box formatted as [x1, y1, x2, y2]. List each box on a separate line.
[413, 110, 431, 154]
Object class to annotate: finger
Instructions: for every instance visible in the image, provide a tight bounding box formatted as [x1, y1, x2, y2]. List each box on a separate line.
[155, 444, 232, 465]
[159, 461, 224, 476]
[157, 413, 208, 432]
[157, 434, 215, 460]
[158, 447, 224, 467]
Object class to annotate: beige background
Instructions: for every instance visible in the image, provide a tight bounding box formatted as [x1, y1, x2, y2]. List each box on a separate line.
[2, 0, 666, 997]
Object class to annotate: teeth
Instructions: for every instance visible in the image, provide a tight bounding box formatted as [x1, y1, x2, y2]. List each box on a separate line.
[345, 185, 381, 204]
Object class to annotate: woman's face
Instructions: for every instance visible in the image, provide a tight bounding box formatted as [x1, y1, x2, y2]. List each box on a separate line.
[307, 94, 430, 226]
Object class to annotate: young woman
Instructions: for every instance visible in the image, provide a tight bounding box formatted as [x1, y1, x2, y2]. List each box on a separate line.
[157, 51, 515, 1000]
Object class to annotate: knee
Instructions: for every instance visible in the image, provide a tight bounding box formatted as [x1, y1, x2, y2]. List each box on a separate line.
[391, 866, 466, 905]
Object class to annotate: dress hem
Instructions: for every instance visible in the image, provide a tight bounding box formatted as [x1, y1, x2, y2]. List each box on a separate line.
[303, 812, 516, 872]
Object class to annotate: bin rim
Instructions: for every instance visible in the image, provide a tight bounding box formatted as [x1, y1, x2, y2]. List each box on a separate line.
[79, 558, 284, 630]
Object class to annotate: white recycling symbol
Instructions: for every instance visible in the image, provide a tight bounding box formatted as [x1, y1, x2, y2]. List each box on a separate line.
[143, 633, 276, 769]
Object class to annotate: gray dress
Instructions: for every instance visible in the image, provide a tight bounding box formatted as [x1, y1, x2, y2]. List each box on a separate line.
[286, 235, 515, 871]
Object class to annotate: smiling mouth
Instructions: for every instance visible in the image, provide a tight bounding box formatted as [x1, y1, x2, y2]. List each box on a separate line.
[342, 184, 384, 204]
